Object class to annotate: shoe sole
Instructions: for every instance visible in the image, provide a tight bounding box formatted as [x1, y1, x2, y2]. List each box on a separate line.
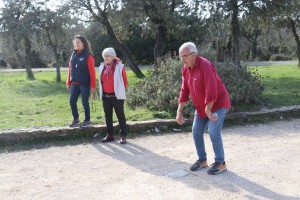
[101, 138, 115, 143]
[80, 125, 92, 128]
[190, 164, 208, 171]
[69, 123, 80, 128]
[207, 168, 227, 175]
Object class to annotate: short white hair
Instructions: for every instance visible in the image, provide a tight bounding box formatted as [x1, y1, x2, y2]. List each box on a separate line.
[179, 42, 198, 54]
[102, 47, 116, 59]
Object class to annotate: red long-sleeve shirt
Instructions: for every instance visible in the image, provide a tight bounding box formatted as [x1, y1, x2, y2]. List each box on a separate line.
[66, 53, 96, 89]
[178, 56, 231, 118]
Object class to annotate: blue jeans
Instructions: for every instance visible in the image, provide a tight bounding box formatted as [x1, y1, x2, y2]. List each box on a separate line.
[192, 108, 227, 163]
[69, 84, 90, 121]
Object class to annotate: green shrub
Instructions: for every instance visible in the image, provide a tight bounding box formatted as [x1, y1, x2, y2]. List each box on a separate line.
[215, 62, 264, 104]
[31, 50, 47, 68]
[269, 54, 291, 61]
[0, 59, 7, 68]
[127, 53, 194, 115]
[127, 54, 265, 116]
[6, 56, 19, 69]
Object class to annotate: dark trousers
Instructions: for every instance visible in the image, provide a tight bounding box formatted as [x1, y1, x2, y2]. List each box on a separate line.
[69, 84, 90, 121]
[102, 96, 127, 136]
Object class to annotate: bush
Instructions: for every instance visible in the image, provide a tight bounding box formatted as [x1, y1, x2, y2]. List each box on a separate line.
[127, 53, 194, 115]
[31, 50, 47, 68]
[127, 53, 265, 116]
[6, 56, 19, 69]
[215, 62, 264, 104]
[269, 54, 291, 61]
[0, 59, 7, 68]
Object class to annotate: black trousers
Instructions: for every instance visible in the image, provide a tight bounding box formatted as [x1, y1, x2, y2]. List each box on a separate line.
[102, 96, 127, 136]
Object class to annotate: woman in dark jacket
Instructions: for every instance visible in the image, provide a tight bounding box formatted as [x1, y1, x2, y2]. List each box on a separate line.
[66, 35, 96, 128]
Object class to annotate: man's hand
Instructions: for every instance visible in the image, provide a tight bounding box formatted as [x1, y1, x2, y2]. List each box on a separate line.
[205, 101, 218, 121]
[176, 111, 185, 125]
[207, 111, 218, 121]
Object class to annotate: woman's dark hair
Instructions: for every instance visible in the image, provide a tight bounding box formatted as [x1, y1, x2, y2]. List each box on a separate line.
[73, 35, 93, 54]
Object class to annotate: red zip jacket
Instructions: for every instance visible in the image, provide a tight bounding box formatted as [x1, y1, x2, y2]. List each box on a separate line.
[66, 52, 96, 89]
[101, 66, 128, 93]
[178, 56, 231, 118]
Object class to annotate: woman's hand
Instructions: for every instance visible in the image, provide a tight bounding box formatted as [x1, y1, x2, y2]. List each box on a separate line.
[90, 88, 97, 100]
[67, 85, 71, 92]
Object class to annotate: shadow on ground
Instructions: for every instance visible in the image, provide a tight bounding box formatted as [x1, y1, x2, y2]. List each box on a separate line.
[92, 142, 299, 200]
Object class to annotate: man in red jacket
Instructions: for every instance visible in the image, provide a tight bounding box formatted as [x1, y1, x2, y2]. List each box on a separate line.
[176, 42, 231, 175]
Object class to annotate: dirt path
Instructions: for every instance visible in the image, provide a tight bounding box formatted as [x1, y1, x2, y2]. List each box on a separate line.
[1, 119, 300, 200]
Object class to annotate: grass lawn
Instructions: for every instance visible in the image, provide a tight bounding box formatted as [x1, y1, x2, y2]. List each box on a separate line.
[0, 69, 156, 130]
[248, 64, 300, 107]
[0, 64, 299, 130]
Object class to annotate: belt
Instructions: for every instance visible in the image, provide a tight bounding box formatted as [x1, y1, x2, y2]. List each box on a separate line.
[103, 92, 116, 98]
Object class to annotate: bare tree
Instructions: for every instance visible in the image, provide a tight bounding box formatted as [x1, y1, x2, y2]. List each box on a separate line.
[204, 0, 265, 66]
[0, 0, 36, 79]
[289, 18, 300, 67]
[122, 0, 186, 67]
[266, 0, 300, 66]
[38, 7, 74, 82]
[68, 0, 144, 78]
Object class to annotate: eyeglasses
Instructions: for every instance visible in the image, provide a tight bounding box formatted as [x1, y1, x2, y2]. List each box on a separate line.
[179, 52, 194, 59]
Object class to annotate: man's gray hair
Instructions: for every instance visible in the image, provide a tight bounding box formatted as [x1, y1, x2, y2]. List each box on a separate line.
[102, 47, 116, 59]
[179, 42, 198, 54]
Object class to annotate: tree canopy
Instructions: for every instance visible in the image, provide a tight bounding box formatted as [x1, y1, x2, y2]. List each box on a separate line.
[0, 0, 299, 77]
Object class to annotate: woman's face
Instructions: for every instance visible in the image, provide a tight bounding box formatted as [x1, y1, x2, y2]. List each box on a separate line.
[103, 55, 114, 64]
[73, 38, 84, 51]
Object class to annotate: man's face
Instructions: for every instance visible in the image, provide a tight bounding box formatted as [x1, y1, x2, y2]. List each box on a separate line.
[179, 48, 196, 68]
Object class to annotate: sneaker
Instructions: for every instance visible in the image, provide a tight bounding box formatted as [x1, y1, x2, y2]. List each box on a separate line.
[190, 160, 208, 171]
[207, 162, 227, 175]
[69, 119, 80, 127]
[80, 121, 92, 128]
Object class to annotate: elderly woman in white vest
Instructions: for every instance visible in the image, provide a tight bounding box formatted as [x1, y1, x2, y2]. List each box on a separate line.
[99, 47, 128, 144]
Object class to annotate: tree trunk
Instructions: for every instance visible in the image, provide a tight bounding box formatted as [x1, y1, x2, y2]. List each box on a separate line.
[231, 0, 240, 66]
[54, 49, 61, 82]
[101, 13, 144, 78]
[226, 33, 232, 59]
[45, 28, 61, 82]
[24, 37, 35, 80]
[289, 18, 300, 67]
[154, 25, 167, 67]
[251, 41, 256, 60]
[251, 37, 258, 61]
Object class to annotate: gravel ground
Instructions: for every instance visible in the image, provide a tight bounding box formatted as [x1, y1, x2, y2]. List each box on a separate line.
[0, 119, 300, 200]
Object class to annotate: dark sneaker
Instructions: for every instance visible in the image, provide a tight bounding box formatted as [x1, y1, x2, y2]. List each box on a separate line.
[69, 119, 80, 127]
[207, 162, 227, 175]
[80, 121, 92, 128]
[190, 160, 208, 171]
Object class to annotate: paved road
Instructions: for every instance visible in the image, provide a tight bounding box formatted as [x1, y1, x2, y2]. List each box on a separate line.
[0, 67, 68, 73]
[0, 119, 299, 200]
[242, 60, 298, 66]
[0, 61, 298, 73]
